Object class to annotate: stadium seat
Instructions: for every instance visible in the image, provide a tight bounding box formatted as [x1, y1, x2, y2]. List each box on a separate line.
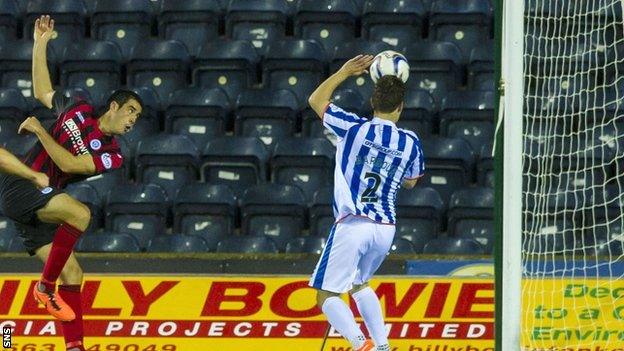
[105, 183, 169, 249]
[0, 0, 19, 40]
[271, 138, 335, 201]
[361, 0, 425, 48]
[388, 237, 416, 254]
[285, 236, 327, 254]
[225, 0, 288, 55]
[468, 41, 494, 90]
[192, 40, 260, 102]
[3, 134, 37, 159]
[396, 221, 435, 254]
[294, 0, 358, 54]
[0, 216, 17, 251]
[522, 222, 577, 256]
[0, 119, 16, 142]
[135, 134, 200, 198]
[429, 0, 492, 63]
[147, 234, 209, 253]
[240, 184, 306, 251]
[456, 220, 494, 254]
[158, 0, 220, 54]
[173, 183, 237, 251]
[127, 39, 191, 101]
[76, 169, 127, 203]
[309, 186, 335, 237]
[234, 88, 299, 148]
[423, 238, 485, 255]
[419, 137, 476, 205]
[397, 89, 435, 137]
[91, 0, 152, 61]
[77, 232, 140, 253]
[0, 40, 57, 100]
[23, 0, 87, 51]
[263, 39, 326, 103]
[403, 41, 463, 102]
[303, 88, 365, 144]
[121, 116, 158, 154]
[587, 221, 624, 257]
[439, 91, 495, 152]
[396, 187, 445, 238]
[0, 88, 26, 124]
[6, 236, 26, 252]
[447, 187, 493, 235]
[477, 143, 493, 187]
[165, 87, 230, 148]
[64, 183, 103, 232]
[200, 137, 269, 196]
[59, 40, 123, 104]
[216, 235, 279, 254]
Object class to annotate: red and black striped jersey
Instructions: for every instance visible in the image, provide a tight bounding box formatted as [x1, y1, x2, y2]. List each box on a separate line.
[24, 92, 123, 189]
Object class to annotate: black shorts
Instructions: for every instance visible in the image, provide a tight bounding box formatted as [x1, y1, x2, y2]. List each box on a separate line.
[0, 173, 63, 255]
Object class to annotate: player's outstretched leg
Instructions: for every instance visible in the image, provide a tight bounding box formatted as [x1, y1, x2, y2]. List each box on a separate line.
[316, 290, 374, 351]
[351, 284, 390, 351]
[33, 193, 90, 321]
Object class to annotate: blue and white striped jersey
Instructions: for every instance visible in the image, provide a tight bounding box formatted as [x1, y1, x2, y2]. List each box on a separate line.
[323, 103, 425, 225]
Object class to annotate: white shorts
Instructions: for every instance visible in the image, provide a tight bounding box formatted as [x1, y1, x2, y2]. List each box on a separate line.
[309, 215, 395, 293]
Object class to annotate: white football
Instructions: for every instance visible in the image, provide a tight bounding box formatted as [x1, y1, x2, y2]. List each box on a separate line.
[369, 50, 410, 83]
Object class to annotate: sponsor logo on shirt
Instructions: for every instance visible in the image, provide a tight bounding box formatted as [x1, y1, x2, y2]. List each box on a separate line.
[90, 139, 102, 151]
[76, 111, 85, 123]
[363, 140, 403, 156]
[101, 153, 112, 169]
[62, 118, 89, 155]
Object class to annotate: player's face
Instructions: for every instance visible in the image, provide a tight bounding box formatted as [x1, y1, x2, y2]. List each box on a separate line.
[113, 99, 142, 134]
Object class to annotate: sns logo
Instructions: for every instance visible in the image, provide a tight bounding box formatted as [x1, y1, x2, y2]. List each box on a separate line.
[90, 139, 102, 151]
[41, 187, 53, 194]
[101, 153, 112, 169]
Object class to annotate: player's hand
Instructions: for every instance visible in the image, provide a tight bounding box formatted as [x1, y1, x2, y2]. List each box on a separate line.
[34, 15, 55, 43]
[338, 54, 375, 76]
[18, 116, 44, 135]
[31, 172, 49, 189]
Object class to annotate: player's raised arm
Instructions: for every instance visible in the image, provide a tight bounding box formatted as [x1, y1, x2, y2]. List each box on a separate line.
[32, 15, 56, 109]
[0, 147, 49, 188]
[308, 54, 374, 118]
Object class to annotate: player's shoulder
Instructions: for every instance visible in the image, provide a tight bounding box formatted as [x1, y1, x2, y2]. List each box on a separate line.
[397, 127, 420, 143]
[326, 103, 366, 120]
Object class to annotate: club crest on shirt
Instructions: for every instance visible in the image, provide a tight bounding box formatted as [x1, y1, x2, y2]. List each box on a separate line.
[90, 139, 102, 151]
[101, 153, 112, 169]
[41, 187, 53, 194]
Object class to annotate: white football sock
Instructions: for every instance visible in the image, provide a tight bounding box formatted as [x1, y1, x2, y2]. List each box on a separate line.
[322, 296, 366, 349]
[352, 287, 389, 347]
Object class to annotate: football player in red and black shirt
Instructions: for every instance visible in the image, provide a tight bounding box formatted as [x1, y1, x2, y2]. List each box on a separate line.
[0, 16, 143, 351]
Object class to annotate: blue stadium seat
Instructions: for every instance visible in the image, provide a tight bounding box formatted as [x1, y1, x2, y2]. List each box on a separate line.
[303, 88, 365, 144]
[439, 91, 495, 152]
[285, 236, 327, 254]
[105, 183, 169, 249]
[165, 88, 230, 148]
[240, 184, 306, 251]
[423, 238, 484, 255]
[23, 0, 87, 50]
[309, 186, 334, 237]
[522, 222, 577, 256]
[468, 41, 494, 90]
[0, 88, 26, 123]
[91, 0, 152, 61]
[121, 116, 158, 154]
[216, 235, 279, 254]
[361, 0, 425, 48]
[419, 137, 476, 205]
[147, 234, 209, 253]
[173, 183, 236, 251]
[456, 220, 494, 254]
[477, 143, 493, 187]
[201, 137, 269, 197]
[294, 0, 358, 54]
[76, 169, 127, 203]
[234, 88, 299, 148]
[403, 41, 463, 101]
[396, 221, 435, 254]
[0, 0, 19, 40]
[271, 138, 335, 201]
[429, 0, 492, 63]
[3, 134, 37, 159]
[397, 89, 435, 137]
[158, 0, 220, 54]
[396, 187, 444, 240]
[193, 40, 260, 102]
[64, 183, 103, 232]
[6, 236, 26, 252]
[77, 232, 140, 253]
[447, 187, 493, 236]
[135, 134, 200, 198]
[388, 237, 416, 254]
[127, 39, 191, 101]
[0, 40, 57, 100]
[586, 222, 624, 257]
[59, 40, 123, 104]
[0, 216, 18, 251]
[0, 119, 16, 142]
[226, 0, 288, 55]
[263, 39, 326, 103]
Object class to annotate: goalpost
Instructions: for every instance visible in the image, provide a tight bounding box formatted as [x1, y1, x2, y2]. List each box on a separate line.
[498, 0, 624, 350]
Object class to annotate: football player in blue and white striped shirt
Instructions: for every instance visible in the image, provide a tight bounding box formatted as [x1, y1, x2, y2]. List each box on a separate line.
[308, 55, 425, 351]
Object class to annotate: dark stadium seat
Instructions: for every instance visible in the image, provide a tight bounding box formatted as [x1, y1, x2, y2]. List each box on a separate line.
[397, 89, 435, 137]
[447, 187, 493, 237]
[147, 234, 209, 253]
[285, 236, 327, 254]
[216, 235, 279, 254]
[225, 0, 288, 56]
[64, 183, 103, 232]
[294, 0, 358, 54]
[3, 134, 37, 159]
[439, 91, 495, 152]
[91, 0, 152, 61]
[396, 187, 445, 238]
[0, 88, 27, 123]
[127, 39, 191, 101]
[77, 232, 140, 253]
[59, 40, 123, 104]
[396, 222, 435, 254]
[23, 0, 87, 51]
[0, 119, 16, 143]
[419, 137, 476, 205]
[429, 0, 492, 63]
[263, 39, 326, 103]
[158, 0, 220, 54]
[522, 222, 577, 256]
[135, 134, 200, 198]
[6, 236, 26, 252]
[271, 138, 335, 201]
[234, 88, 300, 148]
[193, 40, 260, 102]
[361, 0, 425, 48]
[105, 183, 169, 250]
[586, 222, 624, 257]
[76, 169, 127, 203]
[477, 143, 493, 187]
[388, 237, 416, 254]
[468, 42, 494, 90]
[240, 184, 306, 251]
[200, 137, 269, 197]
[403, 41, 463, 102]
[165, 87, 230, 148]
[0, 0, 19, 40]
[173, 183, 237, 251]
[309, 186, 335, 237]
[0, 40, 57, 101]
[120, 116, 158, 153]
[0, 216, 17, 251]
[303, 88, 365, 143]
[423, 238, 485, 255]
[456, 220, 494, 254]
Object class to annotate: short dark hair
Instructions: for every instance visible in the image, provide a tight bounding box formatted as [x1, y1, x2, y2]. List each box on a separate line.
[106, 89, 143, 111]
[371, 75, 406, 113]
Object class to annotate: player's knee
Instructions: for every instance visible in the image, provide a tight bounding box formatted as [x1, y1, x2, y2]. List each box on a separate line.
[350, 283, 368, 295]
[316, 289, 338, 309]
[66, 200, 90, 232]
[60, 261, 83, 285]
